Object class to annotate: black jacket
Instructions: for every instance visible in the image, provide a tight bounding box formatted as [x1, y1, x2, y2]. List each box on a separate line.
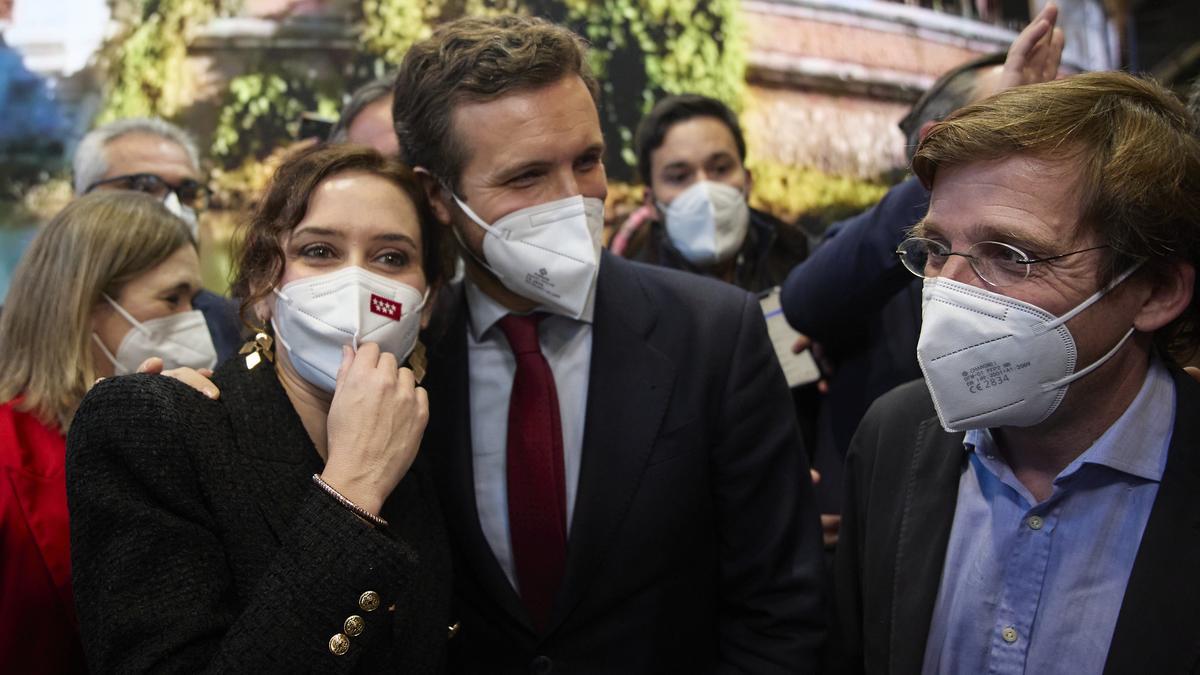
[426, 252, 826, 674]
[66, 357, 453, 673]
[834, 370, 1200, 674]
[627, 207, 809, 294]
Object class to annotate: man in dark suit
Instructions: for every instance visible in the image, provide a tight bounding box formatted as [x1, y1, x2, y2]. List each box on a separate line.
[835, 70, 1200, 674]
[392, 15, 825, 674]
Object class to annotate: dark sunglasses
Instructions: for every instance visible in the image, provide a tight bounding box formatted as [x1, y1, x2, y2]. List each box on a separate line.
[85, 173, 208, 209]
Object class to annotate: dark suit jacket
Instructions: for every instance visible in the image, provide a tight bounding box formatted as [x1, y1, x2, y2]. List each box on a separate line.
[780, 177, 928, 513]
[424, 251, 826, 674]
[194, 289, 245, 362]
[834, 370, 1200, 675]
[66, 358, 453, 673]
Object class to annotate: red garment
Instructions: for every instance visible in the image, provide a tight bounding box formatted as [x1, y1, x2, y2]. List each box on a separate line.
[0, 399, 87, 673]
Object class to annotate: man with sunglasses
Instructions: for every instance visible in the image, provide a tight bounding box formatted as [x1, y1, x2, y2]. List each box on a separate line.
[72, 117, 242, 361]
[832, 71, 1200, 675]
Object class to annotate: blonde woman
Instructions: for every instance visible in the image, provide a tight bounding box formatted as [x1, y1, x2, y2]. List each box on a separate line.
[0, 191, 218, 674]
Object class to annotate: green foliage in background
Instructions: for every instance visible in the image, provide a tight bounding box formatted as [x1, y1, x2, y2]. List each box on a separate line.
[747, 159, 891, 230]
[559, 0, 746, 178]
[211, 73, 340, 168]
[98, 0, 231, 123]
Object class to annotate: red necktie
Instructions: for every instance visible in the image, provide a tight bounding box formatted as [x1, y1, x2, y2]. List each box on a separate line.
[497, 313, 567, 629]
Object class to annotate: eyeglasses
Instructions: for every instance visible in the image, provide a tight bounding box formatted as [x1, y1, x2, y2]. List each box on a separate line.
[895, 237, 1109, 287]
[85, 173, 209, 210]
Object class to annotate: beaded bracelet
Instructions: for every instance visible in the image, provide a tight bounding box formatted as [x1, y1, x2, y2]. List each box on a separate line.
[311, 474, 390, 529]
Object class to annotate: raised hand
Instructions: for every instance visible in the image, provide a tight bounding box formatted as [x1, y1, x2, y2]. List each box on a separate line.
[321, 343, 429, 517]
[997, 2, 1065, 93]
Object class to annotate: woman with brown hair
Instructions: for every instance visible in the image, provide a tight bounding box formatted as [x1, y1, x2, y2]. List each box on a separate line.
[66, 144, 453, 672]
[0, 191, 217, 674]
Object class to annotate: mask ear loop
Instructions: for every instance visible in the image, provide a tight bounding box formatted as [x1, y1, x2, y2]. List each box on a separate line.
[90, 332, 123, 372]
[1037, 262, 1143, 334]
[102, 293, 151, 336]
[448, 198, 504, 280]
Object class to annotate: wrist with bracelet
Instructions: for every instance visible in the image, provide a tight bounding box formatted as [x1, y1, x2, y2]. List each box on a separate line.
[311, 474, 389, 529]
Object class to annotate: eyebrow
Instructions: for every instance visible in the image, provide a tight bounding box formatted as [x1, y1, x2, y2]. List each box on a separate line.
[493, 142, 607, 182]
[158, 281, 197, 297]
[292, 226, 417, 247]
[913, 219, 1060, 253]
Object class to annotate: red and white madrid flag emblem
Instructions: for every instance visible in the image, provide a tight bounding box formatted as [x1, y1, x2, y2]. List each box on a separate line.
[369, 294, 402, 320]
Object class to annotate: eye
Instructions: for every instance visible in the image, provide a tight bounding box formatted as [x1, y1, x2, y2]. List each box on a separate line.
[300, 243, 336, 259]
[375, 250, 411, 268]
[575, 153, 602, 173]
[708, 159, 734, 176]
[507, 170, 544, 188]
[662, 170, 691, 186]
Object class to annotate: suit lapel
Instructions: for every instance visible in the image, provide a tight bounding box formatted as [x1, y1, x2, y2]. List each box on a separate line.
[544, 254, 677, 633]
[1104, 370, 1200, 675]
[218, 358, 323, 543]
[425, 285, 532, 632]
[890, 415, 965, 674]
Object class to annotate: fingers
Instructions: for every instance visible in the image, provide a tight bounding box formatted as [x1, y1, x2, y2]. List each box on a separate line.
[163, 368, 220, 400]
[1046, 27, 1065, 81]
[136, 357, 165, 375]
[792, 334, 812, 354]
[1186, 366, 1200, 383]
[810, 469, 821, 485]
[335, 345, 354, 391]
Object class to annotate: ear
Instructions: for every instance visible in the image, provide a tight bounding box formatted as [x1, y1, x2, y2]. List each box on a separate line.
[743, 166, 754, 197]
[420, 281, 440, 330]
[253, 297, 273, 325]
[1132, 260, 1195, 333]
[415, 166, 453, 226]
[643, 187, 663, 222]
[917, 120, 940, 146]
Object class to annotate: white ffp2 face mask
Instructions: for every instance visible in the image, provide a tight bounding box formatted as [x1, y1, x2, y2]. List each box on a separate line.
[453, 194, 604, 320]
[92, 294, 218, 375]
[916, 266, 1139, 432]
[272, 266, 428, 392]
[658, 180, 750, 266]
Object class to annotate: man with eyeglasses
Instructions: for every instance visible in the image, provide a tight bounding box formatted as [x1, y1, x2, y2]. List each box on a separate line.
[73, 117, 242, 362]
[832, 71, 1200, 675]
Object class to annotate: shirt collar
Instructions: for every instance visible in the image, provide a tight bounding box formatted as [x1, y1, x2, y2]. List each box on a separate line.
[964, 355, 1176, 484]
[463, 275, 595, 343]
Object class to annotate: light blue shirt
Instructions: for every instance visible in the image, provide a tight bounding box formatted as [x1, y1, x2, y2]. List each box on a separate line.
[465, 278, 593, 591]
[922, 358, 1176, 675]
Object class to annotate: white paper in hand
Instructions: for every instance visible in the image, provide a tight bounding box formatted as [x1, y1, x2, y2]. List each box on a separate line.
[760, 287, 821, 388]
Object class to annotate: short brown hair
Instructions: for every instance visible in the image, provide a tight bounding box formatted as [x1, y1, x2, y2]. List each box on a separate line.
[392, 14, 599, 191]
[0, 192, 192, 431]
[914, 71, 1200, 360]
[232, 144, 446, 328]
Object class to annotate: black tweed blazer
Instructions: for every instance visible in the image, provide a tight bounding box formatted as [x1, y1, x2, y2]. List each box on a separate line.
[66, 357, 453, 673]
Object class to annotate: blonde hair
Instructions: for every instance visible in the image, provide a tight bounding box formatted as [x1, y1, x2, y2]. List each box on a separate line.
[914, 71, 1200, 360]
[0, 191, 193, 431]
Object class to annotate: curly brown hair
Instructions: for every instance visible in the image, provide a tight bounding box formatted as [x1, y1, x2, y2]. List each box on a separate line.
[232, 144, 446, 330]
[392, 14, 599, 191]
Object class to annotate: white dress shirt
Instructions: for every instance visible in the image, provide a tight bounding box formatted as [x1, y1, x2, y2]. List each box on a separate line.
[464, 278, 593, 591]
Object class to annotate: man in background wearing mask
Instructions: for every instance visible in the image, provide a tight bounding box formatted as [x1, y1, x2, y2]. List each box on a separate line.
[394, 15, 824, 674]
[73, 117, 243, 362]
[834, 71, 1200, 674]
[619, 94, 808, 293]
